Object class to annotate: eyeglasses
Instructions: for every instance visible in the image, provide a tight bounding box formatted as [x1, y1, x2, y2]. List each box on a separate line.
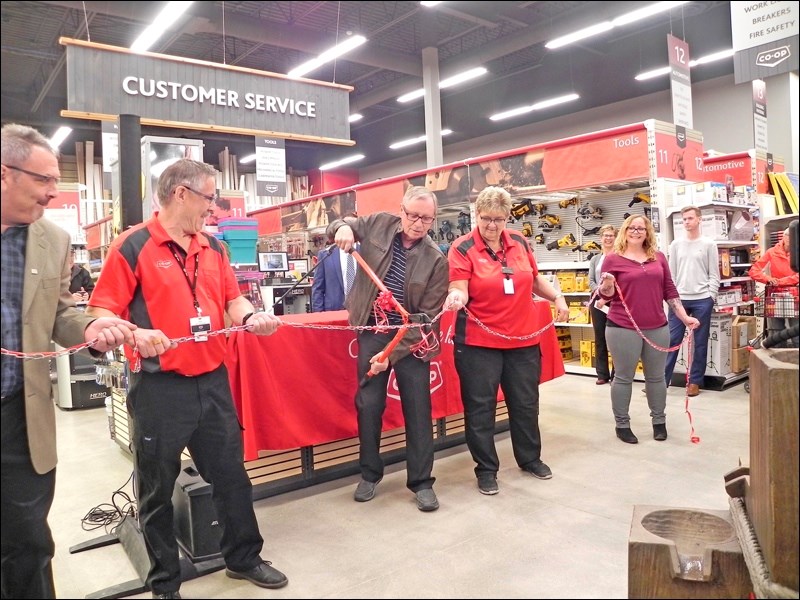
[3, 164, 60, 186]
[628, 227, 647, 234]
[182, 185, 219, 204]
[401, 206, 435, 225]
[601, 234, 616, 238]
[479, 216, 507, 226]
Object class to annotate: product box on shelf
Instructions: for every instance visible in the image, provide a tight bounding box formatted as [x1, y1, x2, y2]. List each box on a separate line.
[733, 315, 758, 342]
[732, 185, 757, 205]
[556, 271, 576, 293]
[579, 340, 594, 368]
[728, 209, 756, 241]
[701, 207, 729, 240]
[707, 314, 733, 376]
[568, 303, 590, 324]
[693, 181, 727, 204]
[731, 319, 749, 348]
[672, 184, 693, 208]
[673, 313, 733, 377]
[731, 347, 750, 373]
[719, 248, 731, 278]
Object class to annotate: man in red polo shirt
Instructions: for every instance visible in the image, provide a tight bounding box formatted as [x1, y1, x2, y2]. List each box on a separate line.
[87, 159, 287, 599]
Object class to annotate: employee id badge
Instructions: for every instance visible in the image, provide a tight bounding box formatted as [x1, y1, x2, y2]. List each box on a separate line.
[190, 315, 212, 342]
[503, 277, 515, 295]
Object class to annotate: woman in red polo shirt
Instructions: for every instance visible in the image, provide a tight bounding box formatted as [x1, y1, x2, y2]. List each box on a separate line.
[443, 186, 568, 496]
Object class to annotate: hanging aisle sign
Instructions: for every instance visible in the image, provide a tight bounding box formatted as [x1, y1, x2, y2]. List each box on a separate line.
[60, 38, 355, 147]
[752, 80, 768, 154]
[255, 137, 287, 198]
[730, 1, 799, 84]
[668, 34, 693, 129]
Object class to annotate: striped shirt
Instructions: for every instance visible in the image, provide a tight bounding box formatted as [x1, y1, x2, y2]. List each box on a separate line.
[376, 235, 407, 326]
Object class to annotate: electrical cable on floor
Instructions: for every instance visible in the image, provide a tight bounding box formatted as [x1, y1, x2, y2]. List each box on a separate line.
[80, 471, 137, 534]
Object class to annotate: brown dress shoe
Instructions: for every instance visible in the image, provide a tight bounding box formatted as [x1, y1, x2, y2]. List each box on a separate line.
[687, 383, 700, 397]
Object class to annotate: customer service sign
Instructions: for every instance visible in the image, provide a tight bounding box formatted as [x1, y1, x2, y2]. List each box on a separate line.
[61, 38, 354, 146]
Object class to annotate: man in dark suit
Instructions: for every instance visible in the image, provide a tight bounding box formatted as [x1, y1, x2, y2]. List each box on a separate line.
[68, 247, 94, 302]
[311, 245, 356, 312]
[1, 123, 136, 599]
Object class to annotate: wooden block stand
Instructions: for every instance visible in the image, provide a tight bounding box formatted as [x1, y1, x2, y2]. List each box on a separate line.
[628, 505, 752, 598]
[746, 348, 799, 592]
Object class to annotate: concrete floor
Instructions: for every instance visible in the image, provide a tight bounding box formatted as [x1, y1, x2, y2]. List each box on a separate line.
[49, 373, 750, 599]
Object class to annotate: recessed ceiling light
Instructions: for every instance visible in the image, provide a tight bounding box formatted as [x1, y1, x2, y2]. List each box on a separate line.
[489, 94, 579, 121]
[389, 129, 452, 150]
[319, 154, 365, 171]
[288, 35, 367, 79]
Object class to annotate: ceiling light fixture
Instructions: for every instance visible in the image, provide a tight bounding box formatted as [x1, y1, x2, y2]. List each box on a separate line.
[49, 126, 73, 150]
[489, 94, 579, 121]
[634, 48, 734, 81]
[612, 1, 689, 26]
[130, 1, 195, 53]
[239, 153, 257, 164]
[319, 154, 365, 171]
[397, 67, 488, 103]
[546, 1, 688, 50]
[389, 129, 453, 150]
[420, 1, 444, 7]
[288, 35, 367, 79]
[349, 113, 364, 123]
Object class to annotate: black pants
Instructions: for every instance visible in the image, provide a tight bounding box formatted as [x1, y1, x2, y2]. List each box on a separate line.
[1, 390, 56, 599]
[127, 365, 263, 595]
[355, 331, 435, 491]
[454, 343, 543, 476]
[590, 305, 613, 381]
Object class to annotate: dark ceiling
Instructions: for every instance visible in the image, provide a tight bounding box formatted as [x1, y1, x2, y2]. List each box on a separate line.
[1, 1, 734, 173]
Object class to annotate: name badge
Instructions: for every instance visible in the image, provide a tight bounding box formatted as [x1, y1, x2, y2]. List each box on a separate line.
[190, 316, 212, 342]
[503, 278, 515, 295]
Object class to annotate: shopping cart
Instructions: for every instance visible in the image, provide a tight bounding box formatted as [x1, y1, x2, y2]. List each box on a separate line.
[746, 285, 799, 393]
[753, 284, 799, 317]
[751, 284, 799, 346]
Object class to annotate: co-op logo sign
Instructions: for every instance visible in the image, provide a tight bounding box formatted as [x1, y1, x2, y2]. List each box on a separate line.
[756, 45, 791, 68]
[347, 339, 444, 399]
[386, 361, 444, 401]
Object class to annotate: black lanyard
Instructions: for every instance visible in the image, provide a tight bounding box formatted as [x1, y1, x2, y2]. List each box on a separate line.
[167, 242, 202, 315]
[484, 239, 513, 279]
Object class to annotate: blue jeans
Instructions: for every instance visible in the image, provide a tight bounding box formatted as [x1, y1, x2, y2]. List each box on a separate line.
[664, 297, 714, 386]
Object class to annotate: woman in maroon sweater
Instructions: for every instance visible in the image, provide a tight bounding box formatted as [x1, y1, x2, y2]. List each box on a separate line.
[597, 215, 698, 444]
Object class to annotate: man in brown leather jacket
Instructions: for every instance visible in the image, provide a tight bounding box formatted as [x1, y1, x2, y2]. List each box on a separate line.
[327, 186, 448, 512]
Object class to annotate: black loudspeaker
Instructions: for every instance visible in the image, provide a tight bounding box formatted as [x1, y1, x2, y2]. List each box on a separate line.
[172, 462, 222, 561]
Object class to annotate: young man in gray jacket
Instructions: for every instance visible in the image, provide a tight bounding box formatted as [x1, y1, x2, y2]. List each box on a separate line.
[664, 206, 720, 396]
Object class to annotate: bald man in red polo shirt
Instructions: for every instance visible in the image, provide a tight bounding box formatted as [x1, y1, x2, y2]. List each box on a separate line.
[88, 159, 287, 599]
